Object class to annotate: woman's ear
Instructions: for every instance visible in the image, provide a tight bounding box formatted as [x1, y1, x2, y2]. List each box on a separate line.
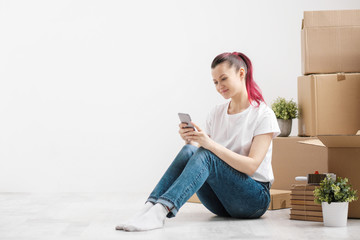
[239, 67, 246, 79]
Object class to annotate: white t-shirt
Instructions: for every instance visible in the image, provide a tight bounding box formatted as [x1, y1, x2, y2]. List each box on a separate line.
[204, 101, 280, 185]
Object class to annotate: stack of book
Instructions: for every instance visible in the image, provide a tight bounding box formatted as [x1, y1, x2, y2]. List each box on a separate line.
[289, 184, 323, 222]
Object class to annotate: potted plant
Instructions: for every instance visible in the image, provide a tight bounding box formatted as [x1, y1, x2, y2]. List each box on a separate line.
[271, 97, 298, 137]
[314, 174, 358, 227]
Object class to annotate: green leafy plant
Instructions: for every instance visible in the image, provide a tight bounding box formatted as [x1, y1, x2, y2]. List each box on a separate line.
[314, 174, 358, 204]
[271, 97, 298, 120]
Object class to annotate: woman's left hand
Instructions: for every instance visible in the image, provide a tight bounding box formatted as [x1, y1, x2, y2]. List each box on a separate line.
[184, 122, 215, 150]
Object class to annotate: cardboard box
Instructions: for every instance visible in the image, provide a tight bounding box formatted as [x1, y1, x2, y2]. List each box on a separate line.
[301, 9, 360, 74]
[298, 73, 360, 136]
[271, 137, 328, 190]
[188, 193, 201, 203]
[300, 134, 360, 218]
[268, 189, 291, 210]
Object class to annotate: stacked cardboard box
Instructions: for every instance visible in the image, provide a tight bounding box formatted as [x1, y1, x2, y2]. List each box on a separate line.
[271, 137, 327, 190]
[299, 9, 360, 136]
[301, 9, 360, 75]
[297, 9, 360, 219]
[289, 184, 323, 222]
[299, 136, 360, 218]
[298, 73, 360, 136]
[272, 9, 360, 220]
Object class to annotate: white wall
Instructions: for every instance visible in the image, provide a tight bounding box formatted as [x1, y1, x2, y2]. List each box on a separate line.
[1, 0, 359, 193]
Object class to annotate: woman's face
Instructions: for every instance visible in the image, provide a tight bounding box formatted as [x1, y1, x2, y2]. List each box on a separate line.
[211, 62, 246, 100]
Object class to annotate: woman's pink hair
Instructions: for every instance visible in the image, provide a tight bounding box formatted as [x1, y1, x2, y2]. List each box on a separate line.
[211, 52, 265, 106]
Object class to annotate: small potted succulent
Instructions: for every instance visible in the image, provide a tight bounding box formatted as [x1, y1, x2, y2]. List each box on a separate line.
[271, 97, 298, 137]
[314, 174, 358, 227]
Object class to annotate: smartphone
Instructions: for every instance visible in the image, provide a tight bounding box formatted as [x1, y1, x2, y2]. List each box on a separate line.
[178, 113, 195, 130]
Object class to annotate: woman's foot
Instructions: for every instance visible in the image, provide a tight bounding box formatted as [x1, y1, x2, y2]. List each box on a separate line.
[123, 203, 168, 231]
[115, 202, 154, 230]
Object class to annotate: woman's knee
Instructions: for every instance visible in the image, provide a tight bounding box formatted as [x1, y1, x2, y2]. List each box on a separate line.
[181, 144, 198, 156]
[174, 144, 198, 165]
[194, 147, 212, 156]
[192, 147, 218, 165]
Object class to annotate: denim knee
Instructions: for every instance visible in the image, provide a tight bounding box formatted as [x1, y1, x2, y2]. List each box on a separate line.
[172, 144, 198, 166]
[180, 144, 198, 157]
[194, 147, 215, 163]
[195, 147, 212, 156]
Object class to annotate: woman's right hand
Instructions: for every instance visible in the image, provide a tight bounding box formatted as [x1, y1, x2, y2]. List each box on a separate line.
[179, 123, 195, 144]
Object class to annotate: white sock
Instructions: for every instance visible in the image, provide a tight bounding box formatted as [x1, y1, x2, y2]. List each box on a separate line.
[123, 203, 169, 231]
[115, 201, 154, 230]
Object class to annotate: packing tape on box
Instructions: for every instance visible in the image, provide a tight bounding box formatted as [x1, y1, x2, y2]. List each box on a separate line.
[303, 187, 307, 216]
[337, 72, 346, 81]
[302, 185, 314, 216]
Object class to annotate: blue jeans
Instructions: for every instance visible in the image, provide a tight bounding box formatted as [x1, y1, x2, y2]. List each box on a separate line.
[146, 144, 271, 219]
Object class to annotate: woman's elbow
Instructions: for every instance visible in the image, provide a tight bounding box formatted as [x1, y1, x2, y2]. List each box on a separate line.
[247, 168, 257, 176]
[248, 158, 262, 176]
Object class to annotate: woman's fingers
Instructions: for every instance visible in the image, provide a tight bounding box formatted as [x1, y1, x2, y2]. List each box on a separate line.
[179, 125, 196, 140]
[191, 122, 202, 132]
[184, 131, 200, 142]
[184, 131, 196, 136]
[179, 122, 202, 142]
[180, 127, 194, 134]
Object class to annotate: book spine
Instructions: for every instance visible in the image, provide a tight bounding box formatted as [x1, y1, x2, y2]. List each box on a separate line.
[290, 209, 323, 217]
[290, 214, 323, 222]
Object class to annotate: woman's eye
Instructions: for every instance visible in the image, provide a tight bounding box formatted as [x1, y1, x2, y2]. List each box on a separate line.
[221, 78, 227, 81]
[214, 82, 218, 85]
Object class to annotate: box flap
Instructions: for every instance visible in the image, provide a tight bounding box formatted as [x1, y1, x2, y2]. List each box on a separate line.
[298, 139, 325, 147]
[303, 9, 360, 28]
[317, 135, 360, 148]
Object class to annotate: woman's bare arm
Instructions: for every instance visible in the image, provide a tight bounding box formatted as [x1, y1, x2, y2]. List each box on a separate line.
[207, 133, 273, 176]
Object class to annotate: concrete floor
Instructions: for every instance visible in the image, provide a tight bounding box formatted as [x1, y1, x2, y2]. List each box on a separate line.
[0, 192, 359, 240]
